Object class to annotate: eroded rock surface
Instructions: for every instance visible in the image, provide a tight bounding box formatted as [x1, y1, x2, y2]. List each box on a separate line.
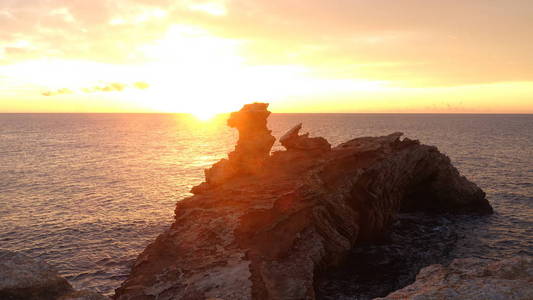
[0, 250, 107, 300]
[115, 103, 492, 300]
[378, 256, 533, 300]
[202, 103, 276, 187]
[279, 123, 331, 153]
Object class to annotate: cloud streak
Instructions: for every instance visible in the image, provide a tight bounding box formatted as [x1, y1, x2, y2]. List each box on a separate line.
[1, 0, 532, 86]
[43, 81, 149, 96]
[42, 88, 74, 96]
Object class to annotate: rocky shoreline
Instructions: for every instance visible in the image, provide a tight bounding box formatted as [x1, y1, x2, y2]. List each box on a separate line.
[113, 103, 494, 299]
[3, 103, 530, 299]
[4, 248, 530, 300]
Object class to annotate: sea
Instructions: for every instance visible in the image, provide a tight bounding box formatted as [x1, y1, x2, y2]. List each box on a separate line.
[0, 113, 532, 295]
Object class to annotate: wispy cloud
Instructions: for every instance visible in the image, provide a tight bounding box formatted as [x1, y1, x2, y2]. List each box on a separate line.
[133, 81, 149, 89]
[2, 0, 532, 85]
[42, 81, 149, 96]
[82, 82, 126, 93]
[0, 0, 532, 114]
[42, 88, 74, 96]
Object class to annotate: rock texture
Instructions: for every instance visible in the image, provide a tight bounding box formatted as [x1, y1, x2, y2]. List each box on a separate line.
[279, 123, 331, 153]
[114, 103, 492, 300]
[202, 103, 276, 187]
[0, 250, 107, 300]
[378, 256, 533, 300]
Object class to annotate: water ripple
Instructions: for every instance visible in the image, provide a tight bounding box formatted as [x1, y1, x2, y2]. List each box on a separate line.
[0, 113, 531, 295]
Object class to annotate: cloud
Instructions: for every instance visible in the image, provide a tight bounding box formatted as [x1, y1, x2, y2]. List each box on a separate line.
[43, 81, 149, 96]
[171, 0, 533, 86]
[85, 82, 147, 92]
[133, 81, 149, 89]
[99, 82, 126, 92]
[42, 88, 74, 96]
[3, 0, 533, 86]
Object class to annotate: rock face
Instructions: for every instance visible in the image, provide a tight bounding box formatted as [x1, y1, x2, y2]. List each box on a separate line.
[203, 103, 276, 187]
[378, 256, 533, 300]
[0, 250, 72, 300]
[0, 250, 107, 300]
[114, 103, 492, 300]
[279, 123, 331, 153]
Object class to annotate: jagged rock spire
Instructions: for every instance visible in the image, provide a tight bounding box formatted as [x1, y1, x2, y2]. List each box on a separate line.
[203, 103, 276, 187]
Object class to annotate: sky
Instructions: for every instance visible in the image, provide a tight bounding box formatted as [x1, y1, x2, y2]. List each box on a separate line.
[1, 0, 532, 115]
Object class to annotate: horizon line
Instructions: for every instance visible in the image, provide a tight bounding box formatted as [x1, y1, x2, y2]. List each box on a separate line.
[1, 112, 532, 115]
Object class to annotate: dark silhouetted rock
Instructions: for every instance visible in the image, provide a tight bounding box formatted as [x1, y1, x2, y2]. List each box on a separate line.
[115, 103, 492, 300]
[378, 256, 533, 300]
[280, 123, 331, 153]
[201, 103, 276, 188]
[0, 250, 107, 300]
[315, 213, 461, 299]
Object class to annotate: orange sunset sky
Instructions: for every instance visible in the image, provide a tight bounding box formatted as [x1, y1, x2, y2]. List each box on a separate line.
[1, 0, 532, 115]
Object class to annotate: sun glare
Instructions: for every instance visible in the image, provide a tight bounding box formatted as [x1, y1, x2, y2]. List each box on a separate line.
[126, 25, 392, 114]
[0, 23, 397, 114]
[192, 110, 217, 121]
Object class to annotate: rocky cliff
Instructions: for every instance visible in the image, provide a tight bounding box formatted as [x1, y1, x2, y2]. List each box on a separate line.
[114, 103, 492, 300]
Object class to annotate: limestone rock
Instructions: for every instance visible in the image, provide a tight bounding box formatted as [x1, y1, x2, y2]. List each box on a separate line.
[280, 123, 331, 152]
[201, 103, 276, 188]
[227, 102, 276, 167]
[115, 103, 492, 300]
[0, 249, 73, 300]
[0, 250, 108, 300]
[378, 256, 533, 300]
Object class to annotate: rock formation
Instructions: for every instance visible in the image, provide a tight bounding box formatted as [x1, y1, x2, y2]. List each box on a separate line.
[114, 103, 492, 300]
[0, 250, 107, 300]
[378, 256, 533, 300]
[279, 123, 331, 153]
[202, 103, 275, 188]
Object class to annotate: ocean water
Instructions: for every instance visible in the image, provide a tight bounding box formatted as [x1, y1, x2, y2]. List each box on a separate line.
[0, 113, 532, 295]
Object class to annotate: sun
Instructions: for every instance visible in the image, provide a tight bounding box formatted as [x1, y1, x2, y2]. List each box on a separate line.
[192, 110, 217, 121]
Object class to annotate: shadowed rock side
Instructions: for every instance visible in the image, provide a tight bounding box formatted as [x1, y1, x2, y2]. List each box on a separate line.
[0, 250, 108, 300]
[377, 256, 533, 300]
[114, 103, 492, 300]
[314, 213, 462, 299]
